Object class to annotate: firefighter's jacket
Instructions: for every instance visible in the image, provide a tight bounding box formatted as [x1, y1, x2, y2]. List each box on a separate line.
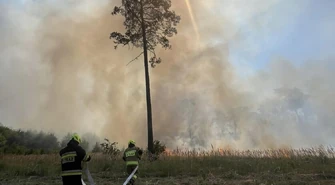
[59, 139, 91, 176]
[123, 146, 143, 166]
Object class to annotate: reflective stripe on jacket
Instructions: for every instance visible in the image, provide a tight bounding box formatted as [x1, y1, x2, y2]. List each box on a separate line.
[123, 147, 141, 166]
[61, 169, 83, 176]
[59, 139, 91, 176]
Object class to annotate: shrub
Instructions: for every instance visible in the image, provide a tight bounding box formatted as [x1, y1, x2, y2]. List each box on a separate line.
[100, 138, 121, 159]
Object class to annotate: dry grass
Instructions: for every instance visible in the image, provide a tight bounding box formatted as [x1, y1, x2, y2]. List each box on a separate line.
[1, 146, 335, 185]
[163, 145, 335, 158]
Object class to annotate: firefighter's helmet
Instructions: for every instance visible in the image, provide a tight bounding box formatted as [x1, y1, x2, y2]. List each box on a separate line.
[72, 133, 81, 143]
[128, 140, 136, 145]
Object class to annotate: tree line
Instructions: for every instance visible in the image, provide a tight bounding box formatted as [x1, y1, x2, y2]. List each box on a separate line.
[0, 124, 166, 157]
[0, 123, 103, 155]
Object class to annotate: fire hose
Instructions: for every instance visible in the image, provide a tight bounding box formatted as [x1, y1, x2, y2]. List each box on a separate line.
[81, 163, 95, 185]
[80, 162, 138, 185]
[123, 166, 139, 185]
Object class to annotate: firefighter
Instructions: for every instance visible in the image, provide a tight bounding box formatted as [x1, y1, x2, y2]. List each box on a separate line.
[123, 140, 143, 185]
[59, 133, 91, 185]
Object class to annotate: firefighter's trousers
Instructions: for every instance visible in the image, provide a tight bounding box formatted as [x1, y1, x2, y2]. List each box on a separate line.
[62, 175, 83, 185]
[126, 165, 138, 185]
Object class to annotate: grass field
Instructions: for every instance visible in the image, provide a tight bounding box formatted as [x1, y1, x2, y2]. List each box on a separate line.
[1, 146, 335, 185]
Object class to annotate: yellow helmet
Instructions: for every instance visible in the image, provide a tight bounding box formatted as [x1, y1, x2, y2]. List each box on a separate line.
[128, 140, 136, 145]
[72, 133, 81, 143]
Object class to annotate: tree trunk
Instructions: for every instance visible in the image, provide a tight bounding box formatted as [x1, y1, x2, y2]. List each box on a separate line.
[140, 0, 154, 154]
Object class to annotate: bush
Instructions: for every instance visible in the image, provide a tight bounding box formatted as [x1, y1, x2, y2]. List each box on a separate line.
[145, 140, 166, 161]
[153, 140, 166, 156]
[100, 138, 121, 159]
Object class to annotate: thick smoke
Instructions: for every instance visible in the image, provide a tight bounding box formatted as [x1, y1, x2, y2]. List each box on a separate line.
[0, 0, 334, 149]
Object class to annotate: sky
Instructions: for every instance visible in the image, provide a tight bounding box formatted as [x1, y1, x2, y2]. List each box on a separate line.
[211, 0, 335, 75]
[2, 0, 334, 74]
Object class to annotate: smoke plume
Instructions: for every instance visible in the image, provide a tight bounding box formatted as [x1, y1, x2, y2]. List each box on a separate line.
[0, 0, 334, 149]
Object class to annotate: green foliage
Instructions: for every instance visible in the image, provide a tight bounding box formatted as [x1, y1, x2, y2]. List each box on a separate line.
[144, 140, 166, 161]
[0, 133, 6, 147]
[0, 125, 60, 154]
[153, 140, 166, 155]
[0, 124, 102, 155]
[110, 0, 181, 67]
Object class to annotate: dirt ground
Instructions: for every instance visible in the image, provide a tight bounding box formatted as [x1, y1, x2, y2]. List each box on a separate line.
[1, 174, 335, 185]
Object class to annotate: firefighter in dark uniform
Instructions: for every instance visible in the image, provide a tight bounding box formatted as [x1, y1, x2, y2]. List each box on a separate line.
[123, 140, 143, 185]
[59, 133, 91, 185]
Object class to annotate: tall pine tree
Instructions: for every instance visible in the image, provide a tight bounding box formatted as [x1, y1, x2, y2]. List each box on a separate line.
[110, 0, 181, 153]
